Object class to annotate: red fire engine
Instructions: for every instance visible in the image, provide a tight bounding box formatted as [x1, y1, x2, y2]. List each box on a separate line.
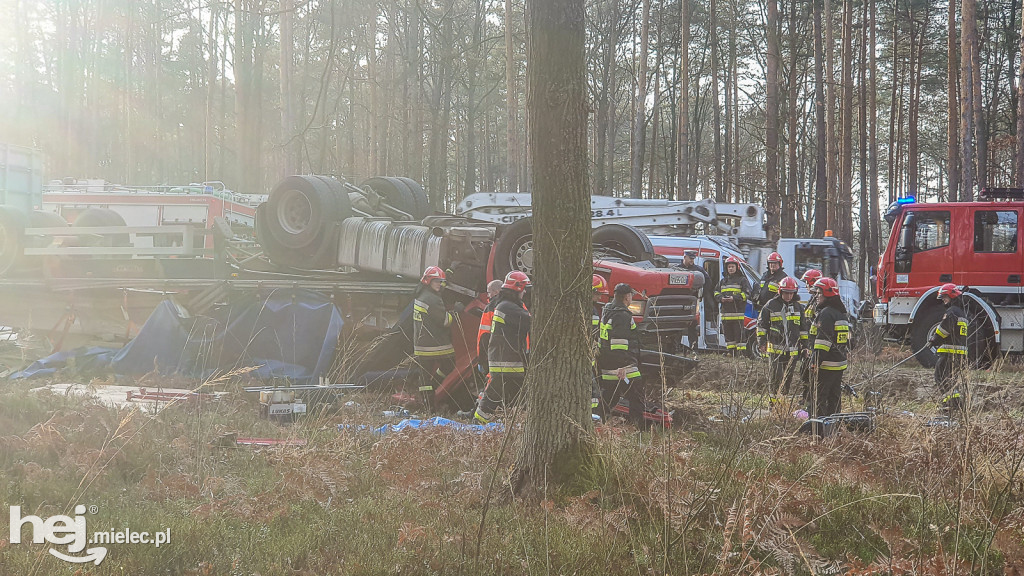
[873, 188, 1024, 367]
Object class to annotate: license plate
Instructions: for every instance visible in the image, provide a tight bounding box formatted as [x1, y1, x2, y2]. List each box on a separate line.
[669, 273, 689, 286]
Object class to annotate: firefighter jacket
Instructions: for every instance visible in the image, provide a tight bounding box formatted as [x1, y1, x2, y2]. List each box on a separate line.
[716, 271, 751, 322]
[413, 288, 454, 357]
[597, 302, 641, 381]
[487, 296, 532, 374]
[592, 304, 602, 341]
[757, 296, 805, 356]
[810, 299, 850, 371]
[756, 268, 788, 308]
[930, 299, 968, 356]
[803, 299, 818, 328]
[477, 295, 499, 356]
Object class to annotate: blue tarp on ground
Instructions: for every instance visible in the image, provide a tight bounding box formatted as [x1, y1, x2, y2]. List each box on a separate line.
[10, 290, 344, 383]
[342, 416, 504, 436]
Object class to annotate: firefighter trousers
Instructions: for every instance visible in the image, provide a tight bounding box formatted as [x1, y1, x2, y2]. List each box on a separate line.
[722, 318, 746, 351]
[475, 372, 526, 421]
[601, 375, 644, 423]
[414, 353, 456, 409]
[768, 353, 797, 396]
[934, 353, 967, 393]
[809, 368, 843, 421]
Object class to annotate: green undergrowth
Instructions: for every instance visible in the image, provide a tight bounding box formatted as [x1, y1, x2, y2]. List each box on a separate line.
[0, 364, 1022, 575]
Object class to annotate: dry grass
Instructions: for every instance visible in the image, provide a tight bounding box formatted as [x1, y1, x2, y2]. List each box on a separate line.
[0, 342, 1022, 575]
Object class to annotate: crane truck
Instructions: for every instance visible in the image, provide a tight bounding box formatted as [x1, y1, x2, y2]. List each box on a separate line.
[455, 192, 861, 352]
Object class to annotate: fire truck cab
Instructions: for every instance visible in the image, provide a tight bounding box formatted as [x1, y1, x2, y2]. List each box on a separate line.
[874, 189, 1024, 367]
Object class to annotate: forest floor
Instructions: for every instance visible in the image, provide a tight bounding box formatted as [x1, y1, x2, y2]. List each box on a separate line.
[1, 340, 1023, 575]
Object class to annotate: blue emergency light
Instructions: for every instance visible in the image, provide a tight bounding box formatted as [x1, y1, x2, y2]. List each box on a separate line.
[896, 195, 915, 205]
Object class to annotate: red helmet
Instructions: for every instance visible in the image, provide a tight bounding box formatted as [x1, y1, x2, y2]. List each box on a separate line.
[767, 252, 783, 264]
[937, 283, 962, 299]
[725, 255, 742, 265]
[814, 277, 840, 298]
[801, 269, 823, 286]
[779, 276, 799, 293]
[503, 270, 531, 293]
[421, 266, 446, 285]
[592, 274, 609, 295]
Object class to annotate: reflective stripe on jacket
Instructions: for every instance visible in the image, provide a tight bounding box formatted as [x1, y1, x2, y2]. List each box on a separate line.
[757, 296, 805, 356]
[413, 288, 454, 357]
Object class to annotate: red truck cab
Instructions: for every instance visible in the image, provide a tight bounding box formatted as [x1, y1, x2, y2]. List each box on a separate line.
[874, 190, 1024, 366]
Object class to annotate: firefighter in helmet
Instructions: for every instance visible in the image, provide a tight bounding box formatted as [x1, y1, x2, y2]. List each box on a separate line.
[474, 271, 532, 423]
[412, 266, 457, 409]
[798, 269, 824, 387]
[756, 252, 788, 309]
[476, 280, 504, 373]
[715, 255, 751, 354]
[927, 283, 969, 411]
[597, 283, 644, 425]
[758, 276, 805, 398]
[808, 277, 850, 433]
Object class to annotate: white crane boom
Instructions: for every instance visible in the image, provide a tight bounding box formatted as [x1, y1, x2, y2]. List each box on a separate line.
[455, 193, 767, 241]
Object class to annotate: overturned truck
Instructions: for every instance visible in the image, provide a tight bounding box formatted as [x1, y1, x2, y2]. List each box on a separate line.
[0, 175, 702, 408]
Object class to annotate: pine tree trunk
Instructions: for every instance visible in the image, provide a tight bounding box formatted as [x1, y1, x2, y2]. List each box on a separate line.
[1018, 0, 1024, 186]
[505, 0, 519, 194]
[858, 0, 868, 292]
[630, 0, 651, 198]
[971, 0, 985, 192]
[677, 0, 690, 201]
[961, 0, 977, 199]
[948, 0, 961, 200]
[824, 0, 837, 232]
[710, 0, 723, 200]
[765, 0, 780, 240]
[839, 0, 853, 243]
[279, 0, 298, 175]
[813, 2, 827, 236]
[868, 0, 879, 259]
[783, 0, 800, 236]
[512, 0, 593, 495]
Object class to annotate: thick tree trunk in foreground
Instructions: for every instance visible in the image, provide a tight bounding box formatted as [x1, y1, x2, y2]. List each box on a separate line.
[513, 0, 593, 494]
[948, 0, 960, 200]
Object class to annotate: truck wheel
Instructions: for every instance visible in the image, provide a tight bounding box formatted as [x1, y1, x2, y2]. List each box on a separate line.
[26, 211, 68, 249]
[0, 207, 27, 277]
[361, 177, 419, 220]
[73, 208, 129, 247]
[267, 175, 336, 250]
[592, 224, 655, 262]
[395, 177, 430, 220]
[911, 305, 943, 368]
[313, 175, 354, 222]
[493, 217, 534, 278]
[745, 331, 765, 360]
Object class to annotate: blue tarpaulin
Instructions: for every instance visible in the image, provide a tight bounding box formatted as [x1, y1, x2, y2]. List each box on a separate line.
[10, 290, 344, 383]
[344, 416, 504, 436]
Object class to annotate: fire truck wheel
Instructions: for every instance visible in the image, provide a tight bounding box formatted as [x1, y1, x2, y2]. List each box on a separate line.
[492, 217, 534, 278]
[592, 224, 656, 262]
[911, 305, 943, 368]
[395, 177, 430, 220]
[360, 177, 420, 220]
[0, 207, 27, 277]
[267, 176, 336, 250]
[72, 208, 129, 247]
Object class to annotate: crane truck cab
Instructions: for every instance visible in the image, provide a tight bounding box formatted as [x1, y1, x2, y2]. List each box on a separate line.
[874, 189, 1024, 367]
[648, 234, 860, 353]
